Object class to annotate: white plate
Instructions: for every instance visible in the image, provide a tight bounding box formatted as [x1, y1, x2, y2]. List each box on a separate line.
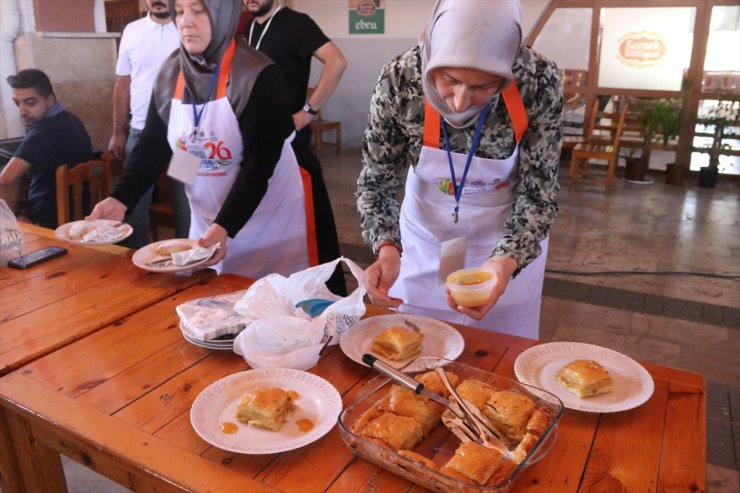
[132, 239, 212, 273]
[340, 314, 464, 370]
[190, 368, 342, 454]
[55, 219, 133, 245]
[182, 332, 235, 351]
[514, 342, 654, 413]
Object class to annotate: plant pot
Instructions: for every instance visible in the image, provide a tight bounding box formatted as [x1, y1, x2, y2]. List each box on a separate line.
[665, 163, 686, 186]
[624, 157, 648, 181]
[698, 166, 718, 188]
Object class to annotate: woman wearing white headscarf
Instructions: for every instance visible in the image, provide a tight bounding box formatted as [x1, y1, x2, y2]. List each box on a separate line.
[90, 0, 345, 293]
[357, 0, 563, 338]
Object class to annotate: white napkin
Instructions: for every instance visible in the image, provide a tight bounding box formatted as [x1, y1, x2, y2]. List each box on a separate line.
[82, 223, 124, 242]
[170, 242, 220, 266]
[176, 290, 251, 341]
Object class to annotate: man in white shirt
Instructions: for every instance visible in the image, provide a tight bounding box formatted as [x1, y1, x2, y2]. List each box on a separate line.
[108, 0, 186, 248]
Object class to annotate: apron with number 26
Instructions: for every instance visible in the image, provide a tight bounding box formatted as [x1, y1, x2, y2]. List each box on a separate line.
[390, 83, 548, 339]
[166, 40, 311, 278]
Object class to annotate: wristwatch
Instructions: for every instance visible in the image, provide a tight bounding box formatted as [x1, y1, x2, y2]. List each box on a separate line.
[302, 102, 318, 116]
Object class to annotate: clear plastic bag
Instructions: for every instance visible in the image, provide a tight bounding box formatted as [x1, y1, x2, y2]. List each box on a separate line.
[233, 257, 367, 371]
[0, 199, 24, 263]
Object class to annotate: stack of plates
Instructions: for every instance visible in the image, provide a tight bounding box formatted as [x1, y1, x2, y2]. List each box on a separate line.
[180, 321, 238, 351]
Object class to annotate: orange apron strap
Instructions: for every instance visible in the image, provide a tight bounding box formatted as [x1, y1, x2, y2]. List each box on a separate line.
[174, 73, 185, 100]
[501, 82, 528, 144]
[423, 81, 528, 147]
[216, 39, 236, 99]
[298, 167, 320, 267]
[174, 38, 237, 101]
[423, 100, 441, 148]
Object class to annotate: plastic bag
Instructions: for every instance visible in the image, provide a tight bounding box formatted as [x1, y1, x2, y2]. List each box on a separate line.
[0, 199, 24, 264]
[233, 257, 367, 371]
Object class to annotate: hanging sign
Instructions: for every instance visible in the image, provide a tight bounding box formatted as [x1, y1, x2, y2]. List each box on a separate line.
[349, 0, 384, 34]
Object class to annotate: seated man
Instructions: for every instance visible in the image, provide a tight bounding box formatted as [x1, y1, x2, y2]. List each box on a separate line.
[0, 69, 92, 228]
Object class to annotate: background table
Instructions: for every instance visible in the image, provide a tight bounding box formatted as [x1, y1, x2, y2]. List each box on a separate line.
[0, 271, 706, 493]
[0, 223, 214, 376]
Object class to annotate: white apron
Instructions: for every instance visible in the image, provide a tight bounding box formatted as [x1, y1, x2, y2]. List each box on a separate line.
[167, 41, 312, 278]
[390, 84, 548, 339]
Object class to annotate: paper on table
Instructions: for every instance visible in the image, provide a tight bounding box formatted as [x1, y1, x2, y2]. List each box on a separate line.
[170, 242, 219, 266]
[82, 223, 124, 243]
[176, 289, 251, 341]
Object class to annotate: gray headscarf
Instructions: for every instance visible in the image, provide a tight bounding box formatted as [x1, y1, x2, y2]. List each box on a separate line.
[421, 0, 522, 128]
[168, 0, 242, 103]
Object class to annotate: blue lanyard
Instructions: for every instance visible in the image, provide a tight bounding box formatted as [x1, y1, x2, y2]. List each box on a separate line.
[186, 63, 221, 141]
[441, 105, 491, 223]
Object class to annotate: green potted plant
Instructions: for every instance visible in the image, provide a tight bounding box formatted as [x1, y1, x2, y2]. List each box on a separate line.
[697, 95, 739, 189]
[642, 98, 684, 185]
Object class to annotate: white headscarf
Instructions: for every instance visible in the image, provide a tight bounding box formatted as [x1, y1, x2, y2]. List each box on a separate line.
[421, 0, 522, 128]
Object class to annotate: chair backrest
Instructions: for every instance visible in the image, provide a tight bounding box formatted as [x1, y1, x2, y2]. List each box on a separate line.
[55, 153, 112, 225]
[584, 99, 630, 147]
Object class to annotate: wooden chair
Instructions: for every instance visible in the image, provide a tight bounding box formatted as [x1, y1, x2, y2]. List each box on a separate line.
[307, 87, 342, 154]
[55, 152, 117, 225]
[568, 100, 629, 192]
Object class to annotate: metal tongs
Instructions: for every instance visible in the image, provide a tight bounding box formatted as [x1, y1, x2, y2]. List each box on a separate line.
[362, 354, 510, 453]
[434, 368, 512, 454]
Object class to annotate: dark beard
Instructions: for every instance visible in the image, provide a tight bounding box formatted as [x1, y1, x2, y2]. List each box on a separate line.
[252, 0, 275, 18]
[151, 11, 170, 20]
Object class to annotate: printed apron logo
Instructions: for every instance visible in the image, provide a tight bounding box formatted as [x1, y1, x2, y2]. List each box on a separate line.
[436, 178, 511, 195]
[437, 178, 455, 195]
[179, 130, 233, 170]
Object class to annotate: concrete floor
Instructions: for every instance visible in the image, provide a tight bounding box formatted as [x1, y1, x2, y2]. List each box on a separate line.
[57, 147, 738, 492]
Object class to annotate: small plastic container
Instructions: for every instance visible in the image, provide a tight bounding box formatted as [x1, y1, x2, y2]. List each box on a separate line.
[446, 268, 496, 308]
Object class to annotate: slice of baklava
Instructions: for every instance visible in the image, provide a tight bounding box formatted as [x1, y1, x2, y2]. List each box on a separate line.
[414, 369, 460, 399]
[555, 359, 614, 398]
[455, 379, 498, 410]
[235, 387, 294, 431]
[371, 325, 424, 361]
[482, 390, 535, 441]
[359, 413, 424, 450]
[442, 442, 507, 486]
[378, 385, 442, 435]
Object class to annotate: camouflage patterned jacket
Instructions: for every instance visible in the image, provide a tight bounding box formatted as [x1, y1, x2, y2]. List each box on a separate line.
[356, 45, 563, 274]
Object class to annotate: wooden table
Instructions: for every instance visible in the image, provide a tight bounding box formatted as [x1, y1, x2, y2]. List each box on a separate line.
[0, 274, 706, 493]
[0, 223, 214, 376]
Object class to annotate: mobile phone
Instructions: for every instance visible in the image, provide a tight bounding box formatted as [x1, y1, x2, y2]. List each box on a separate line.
[7, 246, 68, 269]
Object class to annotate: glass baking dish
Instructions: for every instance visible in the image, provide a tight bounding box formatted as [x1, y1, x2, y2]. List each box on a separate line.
[338, 357, 564, 492]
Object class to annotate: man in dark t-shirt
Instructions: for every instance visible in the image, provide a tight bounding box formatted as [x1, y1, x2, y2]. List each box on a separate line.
[0, 69, 92, 228]
[242, 0, 347, 150]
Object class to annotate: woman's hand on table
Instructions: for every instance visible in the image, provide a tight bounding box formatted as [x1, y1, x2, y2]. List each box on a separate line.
[198, 223, 227, 265]
[86, 198, 126, 222]
[445, 255, 517, 320]
[364, 244, 403, 308]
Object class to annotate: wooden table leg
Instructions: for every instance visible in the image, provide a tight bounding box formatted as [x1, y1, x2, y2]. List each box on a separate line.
[6, 410, 67, 493]
[0, 407, 27, 493]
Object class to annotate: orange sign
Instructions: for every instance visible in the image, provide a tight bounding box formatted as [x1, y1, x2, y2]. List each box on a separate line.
[617, 32, 666, 68]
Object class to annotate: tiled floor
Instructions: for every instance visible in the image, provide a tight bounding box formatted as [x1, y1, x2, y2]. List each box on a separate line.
[57, 147, 738, 491]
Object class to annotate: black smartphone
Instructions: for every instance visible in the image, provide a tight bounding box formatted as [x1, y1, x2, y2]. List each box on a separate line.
[7, 246, 68, 269]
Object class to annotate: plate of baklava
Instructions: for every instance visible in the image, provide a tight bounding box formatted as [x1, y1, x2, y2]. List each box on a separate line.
[514, 342, 654, 413]
[190, 368, 342, 454]
[340, 314, 465, 370]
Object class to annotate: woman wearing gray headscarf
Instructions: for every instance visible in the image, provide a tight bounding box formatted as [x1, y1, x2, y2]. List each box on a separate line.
[90, 0, 345, 293]
[357, 0, 563, 338]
